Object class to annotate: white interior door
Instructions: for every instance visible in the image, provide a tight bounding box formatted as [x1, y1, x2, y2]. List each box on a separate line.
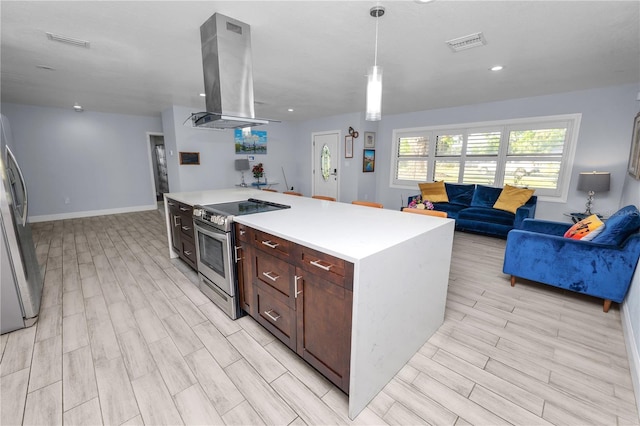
[312, 131, 339, 200]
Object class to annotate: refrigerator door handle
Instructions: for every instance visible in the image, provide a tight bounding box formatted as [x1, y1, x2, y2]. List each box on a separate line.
[5, 147, 27, 226]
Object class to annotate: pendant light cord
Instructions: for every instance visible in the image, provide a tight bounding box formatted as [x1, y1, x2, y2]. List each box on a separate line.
[374, 15, 379, 67]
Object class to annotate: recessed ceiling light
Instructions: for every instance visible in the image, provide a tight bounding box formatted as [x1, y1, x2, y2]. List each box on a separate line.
[199, 93, 206, 97]
[414, 0, 435, 3]
[490, 65, 504, 71]
[73, 103, 83, 112]
[287, 108, 294, 112]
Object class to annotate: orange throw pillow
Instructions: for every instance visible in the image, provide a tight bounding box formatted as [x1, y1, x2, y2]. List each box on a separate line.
[564, 214, 605, 241]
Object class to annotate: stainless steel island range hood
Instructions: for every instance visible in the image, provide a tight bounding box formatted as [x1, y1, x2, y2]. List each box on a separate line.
[190, 13, 274, 130]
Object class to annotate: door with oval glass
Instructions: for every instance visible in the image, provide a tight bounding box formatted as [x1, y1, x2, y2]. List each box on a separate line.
[312, 131, 339, 200]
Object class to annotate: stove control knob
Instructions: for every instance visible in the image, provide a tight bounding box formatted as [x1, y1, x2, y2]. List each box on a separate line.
[193, 208, 203, 217]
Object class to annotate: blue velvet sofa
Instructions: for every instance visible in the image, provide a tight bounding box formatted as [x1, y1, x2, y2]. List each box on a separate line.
[503, 205, 640, 312]
[409, 183, 537, 238]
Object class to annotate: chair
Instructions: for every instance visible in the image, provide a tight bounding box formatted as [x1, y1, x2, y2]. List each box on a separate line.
[352, 200, 383, 208]
[261, 188, 278, 192]
[283, 191, 303, 196]
[402, 208, 447, 218]
[312, 195, 336, 201]
[503, 205, 640, 312]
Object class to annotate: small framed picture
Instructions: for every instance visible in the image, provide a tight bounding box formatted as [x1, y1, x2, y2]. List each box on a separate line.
[345, 136, 354, 158]
[363, 149, 375, 172]
[179, 152, 200, 165]
[364, 132, 376, 148]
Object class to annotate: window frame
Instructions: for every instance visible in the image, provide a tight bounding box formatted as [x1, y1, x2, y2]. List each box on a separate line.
[389, 114, 581, 202]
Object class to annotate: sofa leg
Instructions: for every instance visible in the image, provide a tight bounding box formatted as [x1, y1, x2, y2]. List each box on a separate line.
[510, 276, 516, 287]
[603, 299, 612, 313]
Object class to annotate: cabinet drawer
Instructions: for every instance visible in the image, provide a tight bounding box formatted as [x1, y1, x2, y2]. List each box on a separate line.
[299, 246, 352, 289]
[235, 223, 251, 242]
[177, 202, 192, 215]
[255, 286, 296, 350]
[179, 217, 195, 240]
[252, 229, 292, 260]
[254, 251, 295, 308]
[181, 238, 197, 269]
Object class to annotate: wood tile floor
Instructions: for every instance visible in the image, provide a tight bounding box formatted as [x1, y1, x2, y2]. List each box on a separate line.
[1, 209, 638, 425]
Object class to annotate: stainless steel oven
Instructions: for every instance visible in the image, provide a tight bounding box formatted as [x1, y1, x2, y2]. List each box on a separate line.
[192, 198, 290, 319]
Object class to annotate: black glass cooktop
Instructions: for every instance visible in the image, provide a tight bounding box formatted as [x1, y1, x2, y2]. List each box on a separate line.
[202, 198, 291, 216]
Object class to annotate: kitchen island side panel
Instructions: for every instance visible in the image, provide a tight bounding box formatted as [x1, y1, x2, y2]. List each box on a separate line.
[348, 220, 454, 419]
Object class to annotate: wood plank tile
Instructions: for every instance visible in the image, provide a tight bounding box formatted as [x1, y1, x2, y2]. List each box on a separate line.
[94, 357, 139, 425]
[161, 313, 204, 356]
[237, 315, 276, 346]
[0, 326, 36, 377]
[35, 304, 62, 342]
[23, 380, 62, 426]
[147, 289, 178, 320]
[408, 351, 474, 397]
[174, 383, 225, 425]
[0, 368, 30, 426]
[83, 294, 110, 324]
[108, 300, 138, 335]
[264, 338, 332, 398]
[221, 400, 266, 426]
[227, 329, 286, 383]
[148, 336, 196, 395]
[271, 372, 343, 425]
[28, 334, 62, 392]
[87, 319, 121, 362]
[320, 387, 387, 425]
[192, 321, 242, 368]
[63, 397, 103, 426]
[198, 302, 242, 336]
[63, 345, 98, 411]
[184, 348, 245, 416]
[468, 385, 553, 425]
[117, 328, 156, 380]
[134, 307, 169, 344]
[131, 369, 184, 425]
[383, 402, 429, 425]
[225, 359, 296, 425]
[382, 378, 457, 425]
[171, 295, 208, 327]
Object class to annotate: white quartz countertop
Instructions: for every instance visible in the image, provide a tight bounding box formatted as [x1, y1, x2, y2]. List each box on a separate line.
[165, 189, 453, 262]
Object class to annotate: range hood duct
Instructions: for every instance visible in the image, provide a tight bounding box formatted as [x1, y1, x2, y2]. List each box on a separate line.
[190, 13, 274, 129]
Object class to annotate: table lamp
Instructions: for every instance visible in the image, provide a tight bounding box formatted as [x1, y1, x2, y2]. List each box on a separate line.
[235, 159, 250, 187]
[577, 171, 610, 214]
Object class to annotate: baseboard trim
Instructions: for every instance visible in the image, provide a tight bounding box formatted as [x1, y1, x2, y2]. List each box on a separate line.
[29, 204, 158, 223]
[621, 299, 640, 420]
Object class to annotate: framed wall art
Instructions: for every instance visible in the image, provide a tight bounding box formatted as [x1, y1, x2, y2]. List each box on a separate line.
[628, 112, 640, 179]
[179, 152, 200, 165]
[345, 135, 354, 158]
[364, 132, 376, 148]
[363, 149, 375, 172]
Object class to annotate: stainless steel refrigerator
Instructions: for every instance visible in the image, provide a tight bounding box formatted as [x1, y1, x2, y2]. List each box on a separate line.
[1, 114, 43, 334]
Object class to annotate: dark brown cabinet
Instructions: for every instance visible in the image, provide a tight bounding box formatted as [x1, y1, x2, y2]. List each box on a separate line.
[234, 223, 254, 316]
[239, 224, 353, 393]
[166, 198, 196, 270]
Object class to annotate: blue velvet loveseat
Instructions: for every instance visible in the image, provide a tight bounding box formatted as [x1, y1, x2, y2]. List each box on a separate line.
[503, 205, 640, 312]
[409, 183, 537, 238]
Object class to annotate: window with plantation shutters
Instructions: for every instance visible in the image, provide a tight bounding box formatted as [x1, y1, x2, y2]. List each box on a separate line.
[390, 114, 581, 201]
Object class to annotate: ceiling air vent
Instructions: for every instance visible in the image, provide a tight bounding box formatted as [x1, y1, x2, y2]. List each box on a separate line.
[446, 32, 486, 52]
[46, 32, 90, 48]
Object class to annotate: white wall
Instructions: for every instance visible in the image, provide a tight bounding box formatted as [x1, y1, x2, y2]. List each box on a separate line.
[162, 105, 299, 194]
[0, 103, 162, 221]
[374, 84, 637, 221]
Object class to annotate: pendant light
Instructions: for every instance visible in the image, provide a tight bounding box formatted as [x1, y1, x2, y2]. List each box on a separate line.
[366, 6, 385, 121]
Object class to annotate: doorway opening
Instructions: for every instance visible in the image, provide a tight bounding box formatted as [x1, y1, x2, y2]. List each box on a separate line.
[147, 133, 169, 204]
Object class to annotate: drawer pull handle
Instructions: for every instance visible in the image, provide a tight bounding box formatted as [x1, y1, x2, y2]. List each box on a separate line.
[261, 240, 279, 249]
[264, 310, 281, 321]
[240, 229, 246, 236]
[184, 251, 192, 256]
[310, 259, 332, 271]
[179, 207, 190, 212]
[262, 271, 279, 282]
[234, 245, 242, 263]
[294, 275, 302, 298]
[168, 202, 175, 206]
[181, 226, 191, 231]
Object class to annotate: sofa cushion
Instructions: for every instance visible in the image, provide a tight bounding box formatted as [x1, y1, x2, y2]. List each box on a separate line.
[470, 185, 503, 208]
[419, 181, 449, 203]
[493, 184, 535, 214]
[432, 202, 467, 219]
[591, 205, 640, 246]
[564, 214, 605, 241]
[458, 207, 516, 226]
[444, 183, 475, 206]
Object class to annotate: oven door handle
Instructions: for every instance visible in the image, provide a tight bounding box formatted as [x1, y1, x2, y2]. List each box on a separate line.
[195, 223, 228, 240]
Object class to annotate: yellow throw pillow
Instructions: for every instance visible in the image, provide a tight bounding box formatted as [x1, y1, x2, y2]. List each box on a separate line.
[418, 181, 449, 203]
[493, 184, 535, 214]
[564, 215, 605, 240]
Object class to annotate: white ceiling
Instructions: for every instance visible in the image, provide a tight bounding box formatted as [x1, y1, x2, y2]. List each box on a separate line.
[1, 1, 639, 122]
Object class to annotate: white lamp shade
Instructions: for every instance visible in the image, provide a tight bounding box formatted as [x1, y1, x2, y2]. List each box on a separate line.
[366, 65, 383, 121]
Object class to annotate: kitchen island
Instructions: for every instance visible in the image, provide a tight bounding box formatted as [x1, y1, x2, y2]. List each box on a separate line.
[164, 188, 455, 419]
